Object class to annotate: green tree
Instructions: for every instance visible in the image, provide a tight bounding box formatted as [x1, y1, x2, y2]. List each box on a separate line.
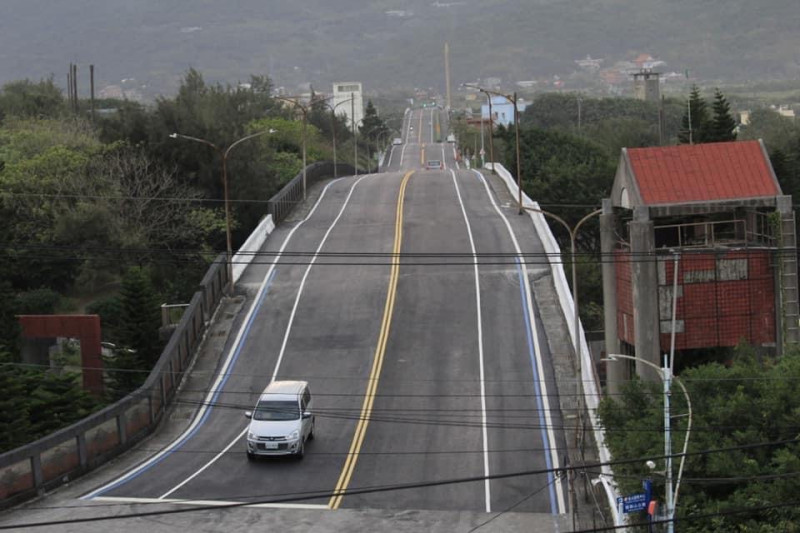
[359, 100, 389, 158]
[708, 88, 738, 142]
[0, 78, 64, 121]
[521, 94, 686, 150]
[104, 346, 146, 402]
[598, 346, 800, 531]
[0, 275, 19, 353]
[25, 368, 98, 440]
[679, 85, 710, 144]
[118, 267, 163, 367]
[501, 125, 615, 237]
[0, 353, 32, 451]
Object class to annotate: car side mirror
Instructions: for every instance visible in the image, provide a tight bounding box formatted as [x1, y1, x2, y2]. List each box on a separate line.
[244, 411, 252, 419]
[302, 411, 311, 419]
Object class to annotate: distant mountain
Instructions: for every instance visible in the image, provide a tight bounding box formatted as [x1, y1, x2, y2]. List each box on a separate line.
[2, 0, 799, 98]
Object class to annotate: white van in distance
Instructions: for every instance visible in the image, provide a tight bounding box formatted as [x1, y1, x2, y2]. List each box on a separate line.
[245, 381, 314, 460]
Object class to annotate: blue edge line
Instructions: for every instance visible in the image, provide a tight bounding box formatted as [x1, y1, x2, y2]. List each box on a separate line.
[516, 258, 559, 515]
[89, 268, 278, 498]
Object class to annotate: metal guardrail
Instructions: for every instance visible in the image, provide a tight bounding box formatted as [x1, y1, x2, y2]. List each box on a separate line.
[268, 162, 352, 224]
[267, 162, 379, 225]
[0, 255, 229, 508]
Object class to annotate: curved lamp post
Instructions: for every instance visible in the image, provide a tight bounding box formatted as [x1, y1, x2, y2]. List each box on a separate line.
[602, 353, 692, 533]
[317, 96, 353, 179]
[274, 95, 330, 200]
[523, 206, 602, 447]
[169, 128, 276, 294]
[463, 84, 523, 214]
[463, 84, 496, 175]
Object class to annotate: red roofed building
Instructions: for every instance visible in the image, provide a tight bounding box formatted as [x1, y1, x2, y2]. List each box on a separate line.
[600, 140, 798, 391]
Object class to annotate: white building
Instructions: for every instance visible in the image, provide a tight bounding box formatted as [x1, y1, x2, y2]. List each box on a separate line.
[333, 82, 364, 128]
[481, 96, 528, 127]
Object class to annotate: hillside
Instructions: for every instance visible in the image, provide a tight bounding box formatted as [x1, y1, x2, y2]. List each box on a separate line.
[2, 0, 799, 97]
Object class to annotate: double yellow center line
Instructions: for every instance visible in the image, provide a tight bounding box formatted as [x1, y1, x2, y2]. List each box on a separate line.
[328, 171, 413, 510]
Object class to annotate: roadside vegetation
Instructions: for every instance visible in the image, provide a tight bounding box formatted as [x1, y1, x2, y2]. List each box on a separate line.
[598, 343, 800, 531]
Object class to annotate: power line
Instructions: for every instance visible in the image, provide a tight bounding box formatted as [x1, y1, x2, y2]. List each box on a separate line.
[6, 361, 799, 386]
[4, 437, 798, 529]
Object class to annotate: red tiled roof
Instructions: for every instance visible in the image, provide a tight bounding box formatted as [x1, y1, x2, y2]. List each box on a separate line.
[626, 141, 780, 205]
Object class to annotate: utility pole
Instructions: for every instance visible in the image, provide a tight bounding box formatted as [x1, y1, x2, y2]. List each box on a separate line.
[90, 64, 96, 123]
[352, 92, 358, 176]
[444, 42, 452, 111]
[66, 66, 73, 111]
[72, 64, 79, 114]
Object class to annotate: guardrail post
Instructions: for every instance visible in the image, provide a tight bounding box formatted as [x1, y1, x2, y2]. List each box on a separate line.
[77, 433, 88, 469]
[148, 389, 155, 424]
[31, 454, 43, 495]
[160, 376, 166, 414]
[117, 413, 128, 446]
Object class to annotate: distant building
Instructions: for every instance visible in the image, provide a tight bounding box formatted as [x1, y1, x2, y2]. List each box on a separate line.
[575, 55, 604, 71]
[776, 105, 796, 119]
[480, 96, 528, 126]
[633, 53, 666, 70]
[739, 110, 751, 126]
[333, 82, 364, 128]
[633, 69, 660, 102]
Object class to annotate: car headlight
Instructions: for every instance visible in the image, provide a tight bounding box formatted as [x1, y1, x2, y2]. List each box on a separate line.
[288, 430, 299, 441]
[248, 432, 256, 440]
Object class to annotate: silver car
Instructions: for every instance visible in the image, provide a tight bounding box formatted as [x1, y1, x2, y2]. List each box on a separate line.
[245, 381, 315, 460]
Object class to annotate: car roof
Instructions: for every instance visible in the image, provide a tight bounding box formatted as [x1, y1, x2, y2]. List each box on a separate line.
[259, 380, 308, 400]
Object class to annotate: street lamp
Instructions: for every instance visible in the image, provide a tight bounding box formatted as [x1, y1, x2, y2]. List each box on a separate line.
[463, 84, 496, 174]
[273, 95, 328, 200]
[317, 96, 353, 179]
[169, 129, 276, 294]
[464, 84, 523, 214]
[602, 353, 693, 533]
[523, 206, 602, 447]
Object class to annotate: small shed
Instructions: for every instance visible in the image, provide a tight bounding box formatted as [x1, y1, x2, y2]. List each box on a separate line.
[600, 140, 798, 390]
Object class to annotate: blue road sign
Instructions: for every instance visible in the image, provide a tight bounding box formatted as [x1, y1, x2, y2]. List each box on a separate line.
[617, 493, 649, 514]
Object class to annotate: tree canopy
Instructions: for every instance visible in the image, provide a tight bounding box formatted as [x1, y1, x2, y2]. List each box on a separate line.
[598, 345, 800, 531]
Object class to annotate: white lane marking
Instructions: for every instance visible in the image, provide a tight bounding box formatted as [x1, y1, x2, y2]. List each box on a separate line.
[94, 496, 329, 510]
[82, 179, 345, 501]
[441, 144, 447, 170]
[471, 170, 567, 515]
[158, 175, 371, 499]
[159, 428, 246, 499]
[387, 145, 395, 168]
[449, 169, 491, 513]
[400, 142, 407, 167]
[429, 108, 434, 143]
[271, 174, 369, 382]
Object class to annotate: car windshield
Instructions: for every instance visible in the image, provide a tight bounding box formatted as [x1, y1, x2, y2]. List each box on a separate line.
[253, 400, 300, 421]
[427, 161, 441, 167]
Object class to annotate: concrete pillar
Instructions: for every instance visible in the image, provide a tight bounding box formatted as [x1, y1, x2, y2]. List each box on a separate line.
[777, 195, 799, 346]
[601, 199, 626, 395]
[630, 207, 661, 381]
